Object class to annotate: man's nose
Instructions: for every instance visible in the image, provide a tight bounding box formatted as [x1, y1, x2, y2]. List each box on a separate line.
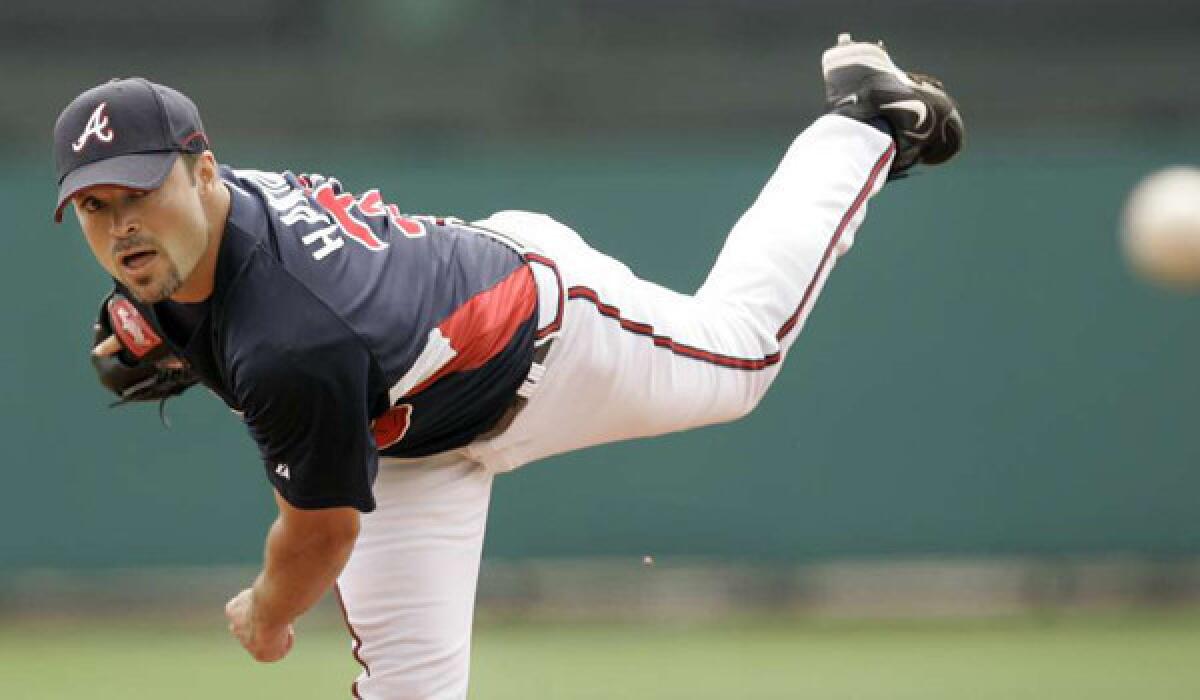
[110, 208, 139, 238]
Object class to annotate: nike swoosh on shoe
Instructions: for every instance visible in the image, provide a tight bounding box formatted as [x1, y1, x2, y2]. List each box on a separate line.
[880, 99, 932, 138]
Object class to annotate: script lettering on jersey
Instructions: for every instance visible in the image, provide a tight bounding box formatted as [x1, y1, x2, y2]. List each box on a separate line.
[312, 183, 387, 252]
[234, 169, 427, 262]
[356, 189, 427, 238]
[304, 175, 428, 256]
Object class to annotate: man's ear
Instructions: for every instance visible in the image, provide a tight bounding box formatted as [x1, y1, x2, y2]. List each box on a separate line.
[196, 151, 219, 191]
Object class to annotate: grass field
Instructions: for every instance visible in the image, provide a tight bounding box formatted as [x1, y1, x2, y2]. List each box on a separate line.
[2, 611, 1199, 698]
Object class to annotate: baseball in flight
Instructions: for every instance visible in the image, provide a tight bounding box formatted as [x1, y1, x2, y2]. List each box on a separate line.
[1121, 166, 1200, 290]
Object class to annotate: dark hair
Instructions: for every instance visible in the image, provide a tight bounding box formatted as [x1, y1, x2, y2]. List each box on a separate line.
[179, 152, 202, 184]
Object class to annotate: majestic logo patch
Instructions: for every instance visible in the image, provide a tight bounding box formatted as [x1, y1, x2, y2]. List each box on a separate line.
[107, 297, 161, 359]
[72, 102, 115, 153]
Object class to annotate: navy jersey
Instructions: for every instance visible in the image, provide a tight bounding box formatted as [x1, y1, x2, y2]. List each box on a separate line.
[123, 167, 538, 512]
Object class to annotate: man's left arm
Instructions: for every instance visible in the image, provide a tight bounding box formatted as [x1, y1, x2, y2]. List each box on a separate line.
[225, 491, 361, 662]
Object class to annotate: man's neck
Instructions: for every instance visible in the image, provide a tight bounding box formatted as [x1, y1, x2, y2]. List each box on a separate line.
[170, 181, 231, 303]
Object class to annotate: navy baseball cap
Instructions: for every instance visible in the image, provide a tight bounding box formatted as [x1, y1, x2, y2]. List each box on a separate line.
[53, 77, 209, 222]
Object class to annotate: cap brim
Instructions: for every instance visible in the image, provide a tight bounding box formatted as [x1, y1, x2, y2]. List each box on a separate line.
[54, 152, 179, 223]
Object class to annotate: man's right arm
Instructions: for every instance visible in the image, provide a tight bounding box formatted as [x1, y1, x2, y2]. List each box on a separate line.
[226, 490, 360, 662]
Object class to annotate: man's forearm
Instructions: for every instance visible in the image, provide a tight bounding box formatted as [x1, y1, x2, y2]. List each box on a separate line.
[252, 509, 359, 627]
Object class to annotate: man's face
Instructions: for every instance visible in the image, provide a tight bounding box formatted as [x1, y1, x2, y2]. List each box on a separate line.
[74, 157, 209, 304]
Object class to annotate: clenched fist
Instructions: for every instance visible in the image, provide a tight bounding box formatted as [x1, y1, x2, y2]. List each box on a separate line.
[225, 587, 295, 663]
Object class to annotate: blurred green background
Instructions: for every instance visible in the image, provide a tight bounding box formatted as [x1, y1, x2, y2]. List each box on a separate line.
[3, 0, 1200, 697]
[5, 141, 1200, 568]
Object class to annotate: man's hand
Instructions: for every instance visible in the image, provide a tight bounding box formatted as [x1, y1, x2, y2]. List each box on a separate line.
[225, 587, 296, 662]
[92, 333, 122, 357]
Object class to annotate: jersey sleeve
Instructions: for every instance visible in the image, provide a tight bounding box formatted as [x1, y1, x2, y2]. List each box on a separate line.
[234, 338, 379, 513]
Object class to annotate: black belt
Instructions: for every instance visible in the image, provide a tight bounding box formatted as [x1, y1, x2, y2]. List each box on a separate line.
[531, 337, 553, 367]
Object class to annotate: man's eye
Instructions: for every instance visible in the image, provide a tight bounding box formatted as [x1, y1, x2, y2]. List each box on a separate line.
[82, 198, 104, 213]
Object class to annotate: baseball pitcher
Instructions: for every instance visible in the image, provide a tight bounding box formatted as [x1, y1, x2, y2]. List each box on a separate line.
[54, 34, 962, 699]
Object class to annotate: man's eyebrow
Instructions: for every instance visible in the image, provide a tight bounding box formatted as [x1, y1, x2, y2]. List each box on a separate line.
[77, 190, 113, 201]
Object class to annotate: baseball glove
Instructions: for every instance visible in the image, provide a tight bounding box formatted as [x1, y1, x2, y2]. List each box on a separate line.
[92, 291, 199, 406]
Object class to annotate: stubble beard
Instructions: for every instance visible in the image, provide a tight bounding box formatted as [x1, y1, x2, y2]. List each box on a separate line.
[124, 258, 184, 304]
[150, 263, 184, 303]
[113, 234, 186, 304]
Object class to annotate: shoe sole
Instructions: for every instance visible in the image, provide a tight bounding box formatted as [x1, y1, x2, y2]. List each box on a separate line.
[821, 41, 915, 88]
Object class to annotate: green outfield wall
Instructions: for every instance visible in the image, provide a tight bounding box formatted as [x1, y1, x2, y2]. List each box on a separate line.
[4, 134, 1199, 571]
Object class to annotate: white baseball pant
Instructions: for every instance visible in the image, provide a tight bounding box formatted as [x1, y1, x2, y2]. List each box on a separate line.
[335, 115, 895, 699]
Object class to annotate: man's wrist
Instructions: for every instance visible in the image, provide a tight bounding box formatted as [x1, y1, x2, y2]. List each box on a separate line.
[250, 576, 293, 629]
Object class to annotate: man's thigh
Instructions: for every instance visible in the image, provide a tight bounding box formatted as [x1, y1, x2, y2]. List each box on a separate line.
[467, 211, 784, 473]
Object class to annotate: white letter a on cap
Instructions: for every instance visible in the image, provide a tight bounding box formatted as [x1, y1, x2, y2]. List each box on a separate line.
[72, 102, 115, 153]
